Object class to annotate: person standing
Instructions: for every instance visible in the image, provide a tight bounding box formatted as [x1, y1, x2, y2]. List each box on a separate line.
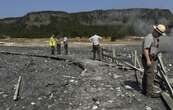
[142, 24, 166, 97]
[56, 34, 61, 54]
[89, 34, 102, 60]
[63, 36, 68, 55]
[48, 34, 56, 55]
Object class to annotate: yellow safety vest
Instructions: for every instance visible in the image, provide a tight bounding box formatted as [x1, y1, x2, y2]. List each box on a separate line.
[48, 36, 56, 47]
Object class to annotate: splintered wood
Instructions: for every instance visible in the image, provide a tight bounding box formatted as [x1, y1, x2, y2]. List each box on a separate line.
[13, 76, 22, 101]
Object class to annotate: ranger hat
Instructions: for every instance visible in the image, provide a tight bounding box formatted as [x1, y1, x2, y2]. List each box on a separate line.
[153, 24, 166, 36]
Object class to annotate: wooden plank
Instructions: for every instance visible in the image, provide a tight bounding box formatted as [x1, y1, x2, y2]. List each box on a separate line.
[158, 53, 167, 74]
[124, 62, 144, 73]
[134, 50, 140, 84]
[159, 68, 173, 96]
[157, 53, 173, 96]
[136, 55, 142, 69]
[131, 51, 134, 65]
[161, 92, 173, 110]
[13, 76, 22, 101]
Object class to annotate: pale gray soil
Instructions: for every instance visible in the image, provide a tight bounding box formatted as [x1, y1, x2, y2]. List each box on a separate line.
[0, 45, 171, 110]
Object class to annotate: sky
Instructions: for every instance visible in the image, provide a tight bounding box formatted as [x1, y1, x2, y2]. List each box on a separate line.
[0, 0, 173, 18]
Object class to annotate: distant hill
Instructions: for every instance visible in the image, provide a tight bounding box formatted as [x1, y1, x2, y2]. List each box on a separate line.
[0, 8, 173, 40]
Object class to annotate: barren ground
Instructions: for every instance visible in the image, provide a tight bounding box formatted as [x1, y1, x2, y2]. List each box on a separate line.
[0, 39, 172, 110]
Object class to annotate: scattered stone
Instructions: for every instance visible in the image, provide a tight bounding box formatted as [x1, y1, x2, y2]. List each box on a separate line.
[98, 87, 102, 91]
[121, 94, 125, 97]
[49, 93, 54, 99]
[69, 79, 75, 82]
[169, 64, 172, 67]
[21, 96, 24, 99]
[110, 87, 114, 90]
[31, 102, 36, 105]
[116, 87, 121, 92]
[69, 102, 73, 105]
[108, 72, 112, 76]
[2, 94, 8, 98]
[0, 91, 4, 95]
[137, 98, 142, 102]
[145, 105, 152, 110]
[124, 85, 133, 90]
[107, 100, 114, 103]
[113, 74, 120, 79]
[48, 104, 54, 109]
[92, 105, 98, 110]
[38, 97, 42, 100]
[6, 107, 10, 110]
[95, 101, 100, 105]
[116, 87, 122, 96]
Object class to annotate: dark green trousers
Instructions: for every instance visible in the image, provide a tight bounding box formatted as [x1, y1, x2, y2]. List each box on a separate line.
[64, 44, 68, 55]
[51, 46, 55, 55]
[93, 45, 101, 60]
[142, 56, 155, 96]
[57, 44, 61, 54]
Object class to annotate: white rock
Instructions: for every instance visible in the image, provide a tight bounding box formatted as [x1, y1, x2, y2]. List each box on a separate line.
[108, 100, 113, 103]
[169, 64, 172, 67]
[113, 74, 120, 79]
[6, 107, 10, 110]
[49, 93, 53, 99]
[38, 97, 42, 100]
[145, 106, 152, 110]
[31, 102, 36, 105]
[124, 85, 132, 90]
[2, 94, 8, 98]
[92, 105, 98, 110]
[69, 79, 75, 82]
[0, 91, 4, 95]
[116, 87, 121, 92]
[96, 101, 100, 105]
[110, 87, 114, 90]
[48, 105, 53, 109]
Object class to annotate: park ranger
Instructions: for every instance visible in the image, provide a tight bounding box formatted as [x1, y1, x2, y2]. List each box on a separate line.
[89, 34, 102, 60]
[142, 24, 166, 97]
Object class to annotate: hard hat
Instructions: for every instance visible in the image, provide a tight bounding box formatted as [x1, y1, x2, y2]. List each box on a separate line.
[153, 24, 166, 35]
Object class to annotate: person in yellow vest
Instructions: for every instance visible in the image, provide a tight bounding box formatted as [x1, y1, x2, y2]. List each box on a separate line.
[48, 34, 56, 55]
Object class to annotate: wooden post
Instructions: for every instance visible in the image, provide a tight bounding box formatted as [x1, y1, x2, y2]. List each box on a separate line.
[112, 49, 116, 63]
[13, 76, 22, 101]
[131, 51, 134, 65]
[134, 50, 137, 68]
[134, 50, 140, 85]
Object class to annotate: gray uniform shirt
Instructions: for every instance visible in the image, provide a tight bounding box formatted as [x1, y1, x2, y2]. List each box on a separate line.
[142, 34, 159, 55]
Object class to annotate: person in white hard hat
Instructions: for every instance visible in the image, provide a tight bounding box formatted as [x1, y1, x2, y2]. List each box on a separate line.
[142, 24, 166, 98]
